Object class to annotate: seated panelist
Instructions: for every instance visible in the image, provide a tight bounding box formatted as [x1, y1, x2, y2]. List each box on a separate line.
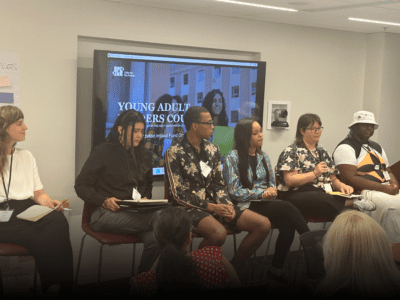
[0, 105, 74, 296]
[75, 109, 162, 273]
[332, 110, 400, 243]
[223, 117, 324, 283]
[276, 113, 375, 221]
[164, 106, 270, 271]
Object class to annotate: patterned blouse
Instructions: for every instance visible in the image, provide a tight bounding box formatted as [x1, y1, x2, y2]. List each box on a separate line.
[132, 246, 231, 293]
[276, 143, 339, 192]
[223, 150, 275, 208]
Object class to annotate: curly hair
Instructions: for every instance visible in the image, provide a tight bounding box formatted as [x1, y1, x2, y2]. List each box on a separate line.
[202, 89, 228, 126]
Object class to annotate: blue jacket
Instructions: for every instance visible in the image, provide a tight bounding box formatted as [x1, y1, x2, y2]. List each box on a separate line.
[223, 149, 275, 207]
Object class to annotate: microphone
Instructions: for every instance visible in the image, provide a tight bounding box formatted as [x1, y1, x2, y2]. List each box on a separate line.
[316, 145, 324, 162]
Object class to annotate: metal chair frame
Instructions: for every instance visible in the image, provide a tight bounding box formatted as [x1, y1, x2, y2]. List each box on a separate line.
[74, 202, 142, 286]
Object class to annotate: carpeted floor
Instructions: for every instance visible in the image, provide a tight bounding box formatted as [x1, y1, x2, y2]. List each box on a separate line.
[75, 250, 311, 297]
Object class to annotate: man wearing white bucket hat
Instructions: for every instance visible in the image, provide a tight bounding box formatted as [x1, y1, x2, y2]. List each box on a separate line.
[333, 111, 400, 243]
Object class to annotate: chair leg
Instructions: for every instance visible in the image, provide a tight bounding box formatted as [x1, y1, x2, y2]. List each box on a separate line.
[74, 233, 88, 286]
[233, 234, 237, 255]
[33, 263, 38, 296]
[98, 244, 105, 284]
[0, 269, 3, 296]
[292, 240, 303, 284]
[132, 244, 136, 277]
[260, 228, 275, 268]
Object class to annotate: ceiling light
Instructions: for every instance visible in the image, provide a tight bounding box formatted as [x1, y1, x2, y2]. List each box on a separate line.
[349, 17, 400, 27]
[216, 0, 298, 12]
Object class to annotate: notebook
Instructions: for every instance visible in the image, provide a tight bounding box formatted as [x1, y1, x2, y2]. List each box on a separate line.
[17, 205, 53, 222]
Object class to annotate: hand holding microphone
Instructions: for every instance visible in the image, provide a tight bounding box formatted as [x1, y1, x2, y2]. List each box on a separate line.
[314, 145, 329, 177]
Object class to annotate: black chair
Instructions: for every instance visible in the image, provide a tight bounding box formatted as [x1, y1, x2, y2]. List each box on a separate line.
[298, 229, 327, 291]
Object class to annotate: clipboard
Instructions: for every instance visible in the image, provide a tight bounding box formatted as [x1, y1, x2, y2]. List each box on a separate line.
[118, 199, 170, 212]
[249, 199, 281, 203]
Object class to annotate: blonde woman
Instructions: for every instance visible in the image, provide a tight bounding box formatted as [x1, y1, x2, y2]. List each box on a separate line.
[0, 105, 74, 296]
[316, 210, 400, 297]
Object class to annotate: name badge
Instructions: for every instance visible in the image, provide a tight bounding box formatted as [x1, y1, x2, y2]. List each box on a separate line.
[132, 188, 141, 200]
[200, 161, 212, 178]
[383, 171, 391, 181]
[324, 183, 333, 192]
[0, 209, 13, 222]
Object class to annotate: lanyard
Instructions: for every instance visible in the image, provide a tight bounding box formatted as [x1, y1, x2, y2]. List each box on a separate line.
[1, 153, 13, 210]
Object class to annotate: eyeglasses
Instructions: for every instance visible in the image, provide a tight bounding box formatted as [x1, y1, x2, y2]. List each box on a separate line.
[305, 127, 324, 132]
[196, 121, 215, 127]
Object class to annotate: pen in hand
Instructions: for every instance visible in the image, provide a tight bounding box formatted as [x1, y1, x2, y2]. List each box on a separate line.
[54, 199, 68, 211]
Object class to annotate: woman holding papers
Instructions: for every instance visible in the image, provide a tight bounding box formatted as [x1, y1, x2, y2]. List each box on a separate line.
[75, 109, 162, 274]
[0, 105, 74, 296]
[223, 117, 322, 284]
[276, 113, 374, 221]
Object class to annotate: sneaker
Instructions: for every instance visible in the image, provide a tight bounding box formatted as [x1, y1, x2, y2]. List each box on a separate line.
[353, 199, 376, 211]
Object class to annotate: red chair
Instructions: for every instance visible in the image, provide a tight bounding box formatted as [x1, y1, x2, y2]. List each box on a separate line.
[74, 202, 142, 285]
[0, 243, 38, 296]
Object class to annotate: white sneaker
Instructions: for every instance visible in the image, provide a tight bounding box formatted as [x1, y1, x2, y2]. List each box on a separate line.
[353, 199, 376, 211]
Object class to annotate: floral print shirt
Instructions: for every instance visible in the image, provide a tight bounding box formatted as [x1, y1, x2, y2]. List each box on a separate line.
[276, 143, 339, 192]
[165, 133, 232, 211]
[223, 150, 275, 208]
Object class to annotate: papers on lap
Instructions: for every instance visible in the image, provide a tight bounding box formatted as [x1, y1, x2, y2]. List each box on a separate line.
[120, 199, 168, 203]
[325, 191, 362, 199]
[17, 205, 53, 222]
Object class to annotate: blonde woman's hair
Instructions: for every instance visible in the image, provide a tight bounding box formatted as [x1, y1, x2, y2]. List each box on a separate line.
[316, 209, 400, 297]
[0, 105, 24, 174]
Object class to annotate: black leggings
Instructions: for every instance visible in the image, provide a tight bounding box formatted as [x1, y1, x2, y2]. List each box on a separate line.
[249, 200, 310, 269]
[0, 200, 74, 293]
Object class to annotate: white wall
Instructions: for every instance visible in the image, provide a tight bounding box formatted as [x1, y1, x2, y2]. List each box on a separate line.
[1, 0, 399, 285]
[1, 0, 371, 208]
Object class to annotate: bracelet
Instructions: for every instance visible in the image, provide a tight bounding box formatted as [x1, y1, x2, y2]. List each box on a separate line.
[313, 171, 318, 178]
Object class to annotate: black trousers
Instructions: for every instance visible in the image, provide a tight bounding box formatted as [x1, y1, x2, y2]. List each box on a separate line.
[249, 200, 310, 269]
[0, 200, 74, 293]
[279, 185, 347, 221]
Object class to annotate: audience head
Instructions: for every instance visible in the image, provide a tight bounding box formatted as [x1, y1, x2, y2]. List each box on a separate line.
[348, 111, 379, 143]
[153, 206, 202, 292]
[107, 109, 146, 150]
[183, 106, 214, 140]
[318, 209, 400, 297]
[153, 206, 192, 251]
[294, 113, 322, 147]
[202, 89, 228, 126]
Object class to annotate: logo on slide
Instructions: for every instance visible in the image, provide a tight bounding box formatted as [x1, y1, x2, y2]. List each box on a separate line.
[113, 66, 124, 77]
